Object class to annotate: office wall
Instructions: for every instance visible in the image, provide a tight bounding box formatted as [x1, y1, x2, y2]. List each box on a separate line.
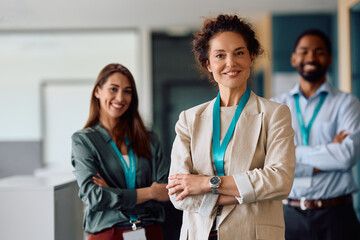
[271, 13, 337, 96]
[0, 30, 140, 176]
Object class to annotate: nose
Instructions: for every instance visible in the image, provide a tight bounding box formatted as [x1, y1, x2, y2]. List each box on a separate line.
[226, 55, 236, 67]
[305, 50, 317, 62]
[115, 91, 125, 102]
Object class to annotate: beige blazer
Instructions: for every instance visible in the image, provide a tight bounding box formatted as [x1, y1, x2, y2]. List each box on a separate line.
[169, 92, 295, 240]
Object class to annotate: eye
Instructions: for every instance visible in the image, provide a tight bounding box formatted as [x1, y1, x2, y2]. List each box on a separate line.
[235, 51, 245, 56]
[297, 50, 307, 55]
[315, 50, 326, 56]
[215, 54, 224, 59]
[124, 89, 132, 94]
[110, 87, 118, 92]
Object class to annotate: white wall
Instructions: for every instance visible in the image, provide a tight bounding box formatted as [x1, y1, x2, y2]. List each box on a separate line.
[0, 30, 145, 167]
[0, 0, 337, 30]
[0, 30, 140, 141]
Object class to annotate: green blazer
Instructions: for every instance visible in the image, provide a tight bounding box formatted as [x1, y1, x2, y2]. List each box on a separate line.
[71, 124, 169, 234]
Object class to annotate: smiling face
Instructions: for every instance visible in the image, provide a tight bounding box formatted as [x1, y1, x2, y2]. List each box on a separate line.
[95, 72, 132, 124]
[206, 31, 253, 92]
[291, 35, 332, 83]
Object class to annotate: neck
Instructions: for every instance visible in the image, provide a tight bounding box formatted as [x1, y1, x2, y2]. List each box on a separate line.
[218, 85, 247, 107]
[99, 115, 118, 135]
[299, 77, 326, 98]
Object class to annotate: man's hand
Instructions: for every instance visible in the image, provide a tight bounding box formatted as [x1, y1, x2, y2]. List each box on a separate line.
[333, 130, 350, 143]
[314, 130, 350, 174]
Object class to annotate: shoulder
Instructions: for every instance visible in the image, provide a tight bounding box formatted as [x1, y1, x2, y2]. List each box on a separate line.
[172, 100, 214, 137]
[72, 127, 98, 140]
[269, 92, 293, 105]
[332, 87, 360, 103]
[71, 126, 109, 148]
[183, 100, 213, 117]
[175, 100, 213, 128]
[249, 94, 292, 129]
[254, 94, 291, 115]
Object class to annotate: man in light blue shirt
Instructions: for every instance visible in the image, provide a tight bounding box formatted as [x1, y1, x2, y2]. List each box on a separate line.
[272, 29, 360, 240]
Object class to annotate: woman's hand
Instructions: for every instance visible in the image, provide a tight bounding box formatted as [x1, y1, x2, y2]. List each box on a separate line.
[216, 195, 238, 206]
[167, 174, 210, 201]
[93, 173, 109, 187]
[150, 182, 169, 201]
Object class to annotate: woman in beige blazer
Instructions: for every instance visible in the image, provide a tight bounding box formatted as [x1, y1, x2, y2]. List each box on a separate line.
[167, 15, 295, 240]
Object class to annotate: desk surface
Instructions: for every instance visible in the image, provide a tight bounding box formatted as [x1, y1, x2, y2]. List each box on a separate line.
[0, 174, 77, 190]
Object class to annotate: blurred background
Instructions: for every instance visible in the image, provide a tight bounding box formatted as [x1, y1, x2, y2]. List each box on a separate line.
[0, 0, 359, 239]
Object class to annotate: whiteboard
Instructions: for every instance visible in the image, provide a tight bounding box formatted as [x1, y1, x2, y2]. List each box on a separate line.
[42, 81, 94, 168]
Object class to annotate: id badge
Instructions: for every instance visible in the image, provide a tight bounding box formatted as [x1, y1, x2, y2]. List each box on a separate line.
[122, 228, 146, 240]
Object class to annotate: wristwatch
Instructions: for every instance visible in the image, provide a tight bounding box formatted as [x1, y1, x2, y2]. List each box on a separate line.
[209, 176, 221, 194]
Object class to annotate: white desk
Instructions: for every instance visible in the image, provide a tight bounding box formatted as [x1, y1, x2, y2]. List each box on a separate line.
[0, 175, 83, 240]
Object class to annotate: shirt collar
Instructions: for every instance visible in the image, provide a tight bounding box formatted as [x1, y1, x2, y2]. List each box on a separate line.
[290, 81, 333, 99]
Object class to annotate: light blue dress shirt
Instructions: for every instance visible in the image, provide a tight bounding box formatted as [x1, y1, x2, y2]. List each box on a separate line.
[272, 81, 360, 199]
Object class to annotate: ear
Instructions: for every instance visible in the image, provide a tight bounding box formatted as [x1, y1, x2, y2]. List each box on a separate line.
[206, 60, 212, 72]
[250, 55, 254, 67]
[327, 56, 333, 67]
[290, 53, 297, 67]
[94, 86, 100, 99]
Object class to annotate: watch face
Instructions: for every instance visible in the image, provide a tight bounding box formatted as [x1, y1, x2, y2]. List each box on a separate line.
[210, 176, 220, 185]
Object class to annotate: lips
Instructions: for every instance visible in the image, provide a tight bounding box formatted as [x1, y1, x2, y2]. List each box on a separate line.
[302, 62, 321, 72]
[223, 71, 241, 77]
[111, 103, 124, 109]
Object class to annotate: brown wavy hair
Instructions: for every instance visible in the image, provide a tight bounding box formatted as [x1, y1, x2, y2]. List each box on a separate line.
[192, 14, 263, 83]
[84, 63, 150, 158]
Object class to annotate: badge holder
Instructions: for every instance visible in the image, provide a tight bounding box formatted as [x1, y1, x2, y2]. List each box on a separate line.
[122, 220, 147, 240]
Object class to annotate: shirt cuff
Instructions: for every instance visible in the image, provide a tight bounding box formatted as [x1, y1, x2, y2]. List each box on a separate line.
[294, 163, 314, 177]
[295, 146, 310, 164]
[233, 173, 255, 204]
[198, 192, 219, 217]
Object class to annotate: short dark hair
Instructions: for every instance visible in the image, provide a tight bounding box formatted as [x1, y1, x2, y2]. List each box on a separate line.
[192, 14, 263, 82]
[293, 29, 332, 55]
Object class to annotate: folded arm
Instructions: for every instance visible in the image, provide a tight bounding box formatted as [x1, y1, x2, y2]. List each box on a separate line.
[72, 133, 169, 212]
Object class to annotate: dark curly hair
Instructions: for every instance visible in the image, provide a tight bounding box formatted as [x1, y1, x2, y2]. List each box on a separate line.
[192, 14, 263, 82]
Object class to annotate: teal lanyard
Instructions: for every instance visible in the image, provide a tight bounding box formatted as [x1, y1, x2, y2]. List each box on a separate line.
[109, 138, 138, 222]
[212, 88, 251, 176]
[294, 92, 328, 146]
[109, 138, 136, 189]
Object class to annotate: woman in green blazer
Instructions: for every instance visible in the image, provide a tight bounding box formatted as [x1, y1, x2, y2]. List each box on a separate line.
[72, 63, 169, 240]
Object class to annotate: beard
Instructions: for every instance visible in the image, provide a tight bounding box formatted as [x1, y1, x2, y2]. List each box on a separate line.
[296, 62, 328, 83]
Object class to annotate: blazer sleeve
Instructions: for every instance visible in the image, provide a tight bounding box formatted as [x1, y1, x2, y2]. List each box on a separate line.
[244, 104, 295, 202]
[149, 132, 170, 184]
[169, 111, 210, 213]
[71, 132, 137, 211]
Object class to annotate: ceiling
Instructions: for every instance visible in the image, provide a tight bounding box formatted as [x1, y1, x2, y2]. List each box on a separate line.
[0, 0, 338, 30]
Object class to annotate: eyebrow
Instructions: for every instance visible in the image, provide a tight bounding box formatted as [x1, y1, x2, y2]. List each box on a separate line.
[109, 84, 132, 89]
[212, 47, 247, 52]
[297, 46, 326, 51]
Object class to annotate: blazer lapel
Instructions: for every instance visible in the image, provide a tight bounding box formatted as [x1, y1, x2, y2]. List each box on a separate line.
[218, 92, 262, 225]
[191, 98, 216, 176]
